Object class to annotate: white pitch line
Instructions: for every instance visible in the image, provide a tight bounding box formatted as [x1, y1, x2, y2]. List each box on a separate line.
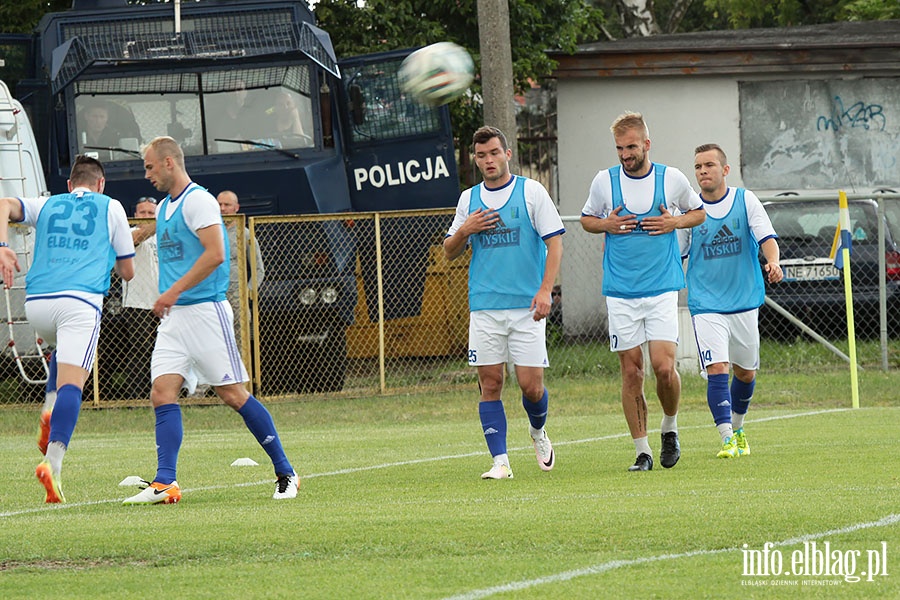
[441, 513, 900, 600]
[0, 407, 861, 518]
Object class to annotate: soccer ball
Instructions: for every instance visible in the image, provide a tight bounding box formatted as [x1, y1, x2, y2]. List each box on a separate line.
[398, 42, 475, 107]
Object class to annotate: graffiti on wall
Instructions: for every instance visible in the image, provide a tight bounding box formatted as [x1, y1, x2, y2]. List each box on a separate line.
[740, 79, 900, 190]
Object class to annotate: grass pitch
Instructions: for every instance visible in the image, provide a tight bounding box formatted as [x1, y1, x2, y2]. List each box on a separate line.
[0, 378, 897, 599]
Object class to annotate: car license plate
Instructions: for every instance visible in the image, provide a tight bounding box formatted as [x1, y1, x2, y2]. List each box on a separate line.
[782, 263, 840, 282]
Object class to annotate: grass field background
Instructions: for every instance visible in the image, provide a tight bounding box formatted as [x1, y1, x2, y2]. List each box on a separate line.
[0, 365, 898, 598]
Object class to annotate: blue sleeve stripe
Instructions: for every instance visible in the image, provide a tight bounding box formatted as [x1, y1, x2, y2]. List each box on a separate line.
[15, 198, 26, 223]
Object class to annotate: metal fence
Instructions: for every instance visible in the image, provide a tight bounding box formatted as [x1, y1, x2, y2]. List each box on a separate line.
[0, 196, 897, 409]
[755, 192, 900, 370]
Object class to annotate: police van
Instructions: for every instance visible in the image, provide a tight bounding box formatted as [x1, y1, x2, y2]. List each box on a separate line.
[2, 0, 463, 393]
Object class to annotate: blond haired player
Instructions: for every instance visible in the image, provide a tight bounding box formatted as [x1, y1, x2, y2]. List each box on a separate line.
[580, 112, 705, 472]
[123, 137, 298, 504]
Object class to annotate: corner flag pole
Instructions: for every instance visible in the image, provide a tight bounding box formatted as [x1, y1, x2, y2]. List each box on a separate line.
[838, 191, 860, 408]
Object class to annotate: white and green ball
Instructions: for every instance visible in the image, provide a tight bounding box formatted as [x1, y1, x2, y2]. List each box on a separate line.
[399, 42, 475, 107]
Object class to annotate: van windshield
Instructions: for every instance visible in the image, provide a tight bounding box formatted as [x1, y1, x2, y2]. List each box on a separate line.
[72, 65, 314, 161]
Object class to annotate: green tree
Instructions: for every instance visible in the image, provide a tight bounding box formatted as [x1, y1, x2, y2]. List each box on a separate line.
[839, 0, 900, 21]
[0, 0, 69, 34]
[702, 0, 900, 28]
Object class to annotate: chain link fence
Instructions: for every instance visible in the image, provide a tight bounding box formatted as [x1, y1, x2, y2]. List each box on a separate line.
[1, 198, 898, 409]
[251, 209, 469, 397]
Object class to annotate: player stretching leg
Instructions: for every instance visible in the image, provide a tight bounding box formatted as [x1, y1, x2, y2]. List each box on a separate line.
[123, 137, 297, 505]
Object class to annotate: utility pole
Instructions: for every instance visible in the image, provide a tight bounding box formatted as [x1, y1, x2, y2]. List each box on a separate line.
[476, 0, 519, 174]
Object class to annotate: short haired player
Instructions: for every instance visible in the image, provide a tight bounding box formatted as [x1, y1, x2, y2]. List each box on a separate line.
[123, 136, 298, 504]
[580, 112, 705, 472]
[686, 143, 782, 457]
[0, 155, 135, 503]
[444, 126, 564, 479]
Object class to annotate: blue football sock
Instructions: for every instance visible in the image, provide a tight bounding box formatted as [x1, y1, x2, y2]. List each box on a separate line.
[48, 384, 81, 447]
[706, 373, 732, 426]
[154, 404, 183, 485]
[45, 351, 58, 395]
[238, 396, 293, 475]
[522, 388, 549, 430]
[479, 400, 507, 457]
[731, 377, 755, 415]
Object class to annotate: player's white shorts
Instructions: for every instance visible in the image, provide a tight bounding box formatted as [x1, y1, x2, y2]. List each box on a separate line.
[152, 301, 249, 387]
[25, 296, 101, 371]
[691, 310, 760, 374]
[606, 291, 679, 352]
[468, 308, 548, 367]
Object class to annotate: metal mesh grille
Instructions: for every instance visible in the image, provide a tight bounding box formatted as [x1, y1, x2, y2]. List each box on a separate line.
[344, 59, 441, 143]
[61, 10, 299, 58]
[74, 66, 310, 97]
[54, 11, 335, 93]
[76, 74, 199, 96]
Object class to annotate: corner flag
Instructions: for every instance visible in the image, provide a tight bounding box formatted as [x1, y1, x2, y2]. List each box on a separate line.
[829, 191, 859, 409]
[829, 193, 853, 269]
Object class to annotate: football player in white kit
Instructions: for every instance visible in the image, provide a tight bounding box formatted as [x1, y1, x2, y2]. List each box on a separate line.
[685, 143, 782, 458]
[445, 126, 564, 480]
[0, 155, 135, 503]
[123, 136, 298, 505]
[581, 112, 705, 472]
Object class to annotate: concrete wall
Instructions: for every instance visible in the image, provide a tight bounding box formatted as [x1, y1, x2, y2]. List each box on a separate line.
[556, 76, 743, 216]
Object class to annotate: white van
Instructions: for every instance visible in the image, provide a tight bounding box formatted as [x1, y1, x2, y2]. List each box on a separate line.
[0, 80, 47, 198]
[0, 79, 50, 383]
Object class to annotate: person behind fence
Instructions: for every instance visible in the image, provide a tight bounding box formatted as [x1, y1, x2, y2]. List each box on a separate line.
[443, 125, 564, 480]
[686, 143, 782, 459]
[580, 111, 705, 472]
[0, 155, 135, 503]
[121, 196, 159, 398]
[216, 190, 265, 322]
[123, 136, 298, 505]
